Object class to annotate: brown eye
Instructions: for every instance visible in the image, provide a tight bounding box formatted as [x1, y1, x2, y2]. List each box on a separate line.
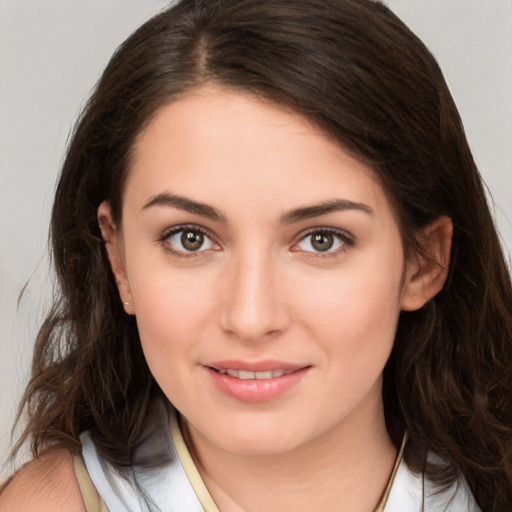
[311, 233, 334, 252]
[163, 227, 217, 254]
[181, 230, 204, 251]
[295, 229, 351, 254]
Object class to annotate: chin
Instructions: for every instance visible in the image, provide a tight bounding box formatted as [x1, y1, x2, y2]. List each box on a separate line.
[219, 434, 304, 457]
[196, 411, 319, 457]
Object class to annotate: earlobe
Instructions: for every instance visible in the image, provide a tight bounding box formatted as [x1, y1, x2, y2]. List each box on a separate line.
[97, 201, 135, 315]
[401, 215, 453, 311]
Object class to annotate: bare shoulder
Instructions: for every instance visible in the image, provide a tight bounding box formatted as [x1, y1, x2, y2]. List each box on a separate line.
[0, 449, 84, 511]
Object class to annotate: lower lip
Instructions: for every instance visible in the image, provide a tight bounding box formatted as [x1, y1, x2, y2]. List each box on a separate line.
[206, 367, 310, 402]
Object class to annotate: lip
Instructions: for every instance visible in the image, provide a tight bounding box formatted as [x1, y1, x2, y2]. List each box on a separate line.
[205, 360, 311, 402]
[208, 360, 305, 372]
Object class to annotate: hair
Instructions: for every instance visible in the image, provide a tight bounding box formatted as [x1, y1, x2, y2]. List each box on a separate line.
[12, 0, 512, 509]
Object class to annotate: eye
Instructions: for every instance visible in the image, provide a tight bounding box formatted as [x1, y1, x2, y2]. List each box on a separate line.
[160, 225, 219, 255]
[295, 229, 352, 254]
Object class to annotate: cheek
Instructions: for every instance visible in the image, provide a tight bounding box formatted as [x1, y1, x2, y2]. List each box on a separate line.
[128, 268, 218, 405]
[125, 254, 218, 363]
[297, 253, 404, 368]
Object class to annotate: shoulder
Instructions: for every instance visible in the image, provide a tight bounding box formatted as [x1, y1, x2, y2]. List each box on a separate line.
[0, 449, 84, 512]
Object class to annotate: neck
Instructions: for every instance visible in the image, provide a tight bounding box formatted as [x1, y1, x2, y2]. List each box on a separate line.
[183, 396, 398, 512]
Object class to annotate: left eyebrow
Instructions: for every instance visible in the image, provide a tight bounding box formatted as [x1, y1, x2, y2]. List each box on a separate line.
[142, 192, 227, 222]
[280, 199, 374, 224]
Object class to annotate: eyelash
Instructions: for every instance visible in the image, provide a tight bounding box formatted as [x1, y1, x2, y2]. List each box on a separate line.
[157, 225, 355, 259]
[293, 227, 355, 258]
[157, 224, 219, 259]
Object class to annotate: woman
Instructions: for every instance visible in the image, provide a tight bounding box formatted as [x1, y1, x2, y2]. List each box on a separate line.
[1, 0, 510, 510]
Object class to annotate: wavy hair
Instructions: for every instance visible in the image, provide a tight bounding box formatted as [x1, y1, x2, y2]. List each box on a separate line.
[13, 1, 512, 509]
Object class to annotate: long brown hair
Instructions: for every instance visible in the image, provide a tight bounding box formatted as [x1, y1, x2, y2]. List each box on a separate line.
[13, 1, 512, 509]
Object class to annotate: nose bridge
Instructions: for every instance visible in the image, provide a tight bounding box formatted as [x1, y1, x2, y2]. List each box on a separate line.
[219, 244, 287, 341]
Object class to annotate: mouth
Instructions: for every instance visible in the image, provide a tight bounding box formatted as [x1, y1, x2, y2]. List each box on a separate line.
[205, 362, 310, 402]
[214, 368, 297, 380]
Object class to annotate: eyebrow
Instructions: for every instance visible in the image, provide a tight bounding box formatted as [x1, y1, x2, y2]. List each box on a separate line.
[142, 193, 373, 224]
[142, 193, 227, 222]
[280, 199, 374, 224]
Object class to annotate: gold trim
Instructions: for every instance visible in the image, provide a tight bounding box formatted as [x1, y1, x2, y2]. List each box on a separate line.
[0, 479, 8, 495]
[374, 434, 407, 512]
[170, 413, 221, 512]
[72, 455, 109, 512]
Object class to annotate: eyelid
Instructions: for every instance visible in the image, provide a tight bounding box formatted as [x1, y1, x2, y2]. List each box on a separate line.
[157, 223, 220, 256]
[291, 226, 355, 255]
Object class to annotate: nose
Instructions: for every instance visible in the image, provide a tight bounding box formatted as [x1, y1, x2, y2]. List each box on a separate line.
[218, 249, 290, 342]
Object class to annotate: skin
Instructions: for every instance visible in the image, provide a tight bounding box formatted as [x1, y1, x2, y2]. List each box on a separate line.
[0, 450, 85, 511]
[0, 86, 451, 511]
[99, 86, 452, 511]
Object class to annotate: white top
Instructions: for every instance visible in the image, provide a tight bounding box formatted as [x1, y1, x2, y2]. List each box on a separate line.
[385, 453, 480, 511]
[81, 401, 481, 512]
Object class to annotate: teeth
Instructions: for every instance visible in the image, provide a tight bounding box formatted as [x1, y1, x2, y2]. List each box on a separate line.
[232, 369, 253, 379]
[217, 368, 293, 379]
[256, 370, 273, 379]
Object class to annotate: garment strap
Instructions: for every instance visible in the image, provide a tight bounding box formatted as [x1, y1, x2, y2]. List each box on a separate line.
[170, 413, 221, 512]
[0, 479, 9, 495]
[72, 455, 109, 512]
[374, 433, 408, 512]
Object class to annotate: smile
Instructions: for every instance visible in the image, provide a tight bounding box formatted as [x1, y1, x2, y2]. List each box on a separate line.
[217, 369, 295, 380]
[206, 363, 310, 402]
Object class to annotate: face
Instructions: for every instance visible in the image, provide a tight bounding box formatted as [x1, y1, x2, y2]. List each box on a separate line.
[100, 86, 441, 457]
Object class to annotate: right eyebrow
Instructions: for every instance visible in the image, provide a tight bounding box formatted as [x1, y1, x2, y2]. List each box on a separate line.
[142, 193, 227, 223]
[280, 199, 374, 224]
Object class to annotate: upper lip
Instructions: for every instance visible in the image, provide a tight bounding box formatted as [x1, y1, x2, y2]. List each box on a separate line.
[206, 360, 308, 372]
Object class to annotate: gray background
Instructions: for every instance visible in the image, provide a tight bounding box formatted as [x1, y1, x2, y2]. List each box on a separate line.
[1, 0, 511, 477]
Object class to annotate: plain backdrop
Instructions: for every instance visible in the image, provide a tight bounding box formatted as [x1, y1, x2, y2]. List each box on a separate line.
[1, 0, 511, 477]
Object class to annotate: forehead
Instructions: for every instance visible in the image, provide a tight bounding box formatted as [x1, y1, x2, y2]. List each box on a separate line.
[125, 86, 394, 225]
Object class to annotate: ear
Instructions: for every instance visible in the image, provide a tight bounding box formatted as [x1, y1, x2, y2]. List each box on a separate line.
[401, 215, 453, 311]
[97, 201, 134, 315]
